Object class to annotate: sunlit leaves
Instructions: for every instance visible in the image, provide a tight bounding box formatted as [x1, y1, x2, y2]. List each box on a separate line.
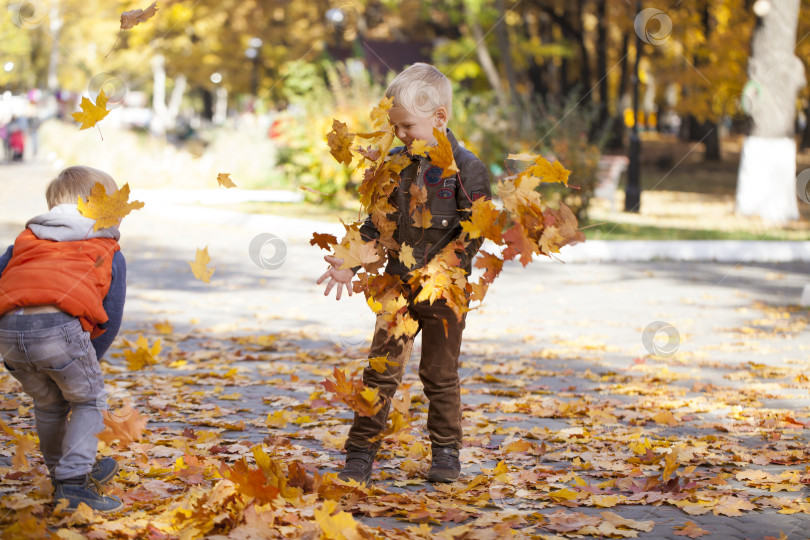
[77, 182, 144, 231]
[120, 2, 159, 30]
[216, 173, 237, 188]
[98, 406, 148, 445]
[189, 246, 214, 283]
[428, 128, 459, 179]
[326, 119, 355, 166]
[124, 334, 161, 370]
[322, 368, 383, 417]
[72, 89, 110, 131]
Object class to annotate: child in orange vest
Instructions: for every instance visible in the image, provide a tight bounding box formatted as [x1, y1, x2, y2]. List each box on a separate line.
[0, 166, 127, 512]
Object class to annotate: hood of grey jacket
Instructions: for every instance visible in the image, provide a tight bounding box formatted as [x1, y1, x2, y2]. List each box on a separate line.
[25, 204, 121, 242]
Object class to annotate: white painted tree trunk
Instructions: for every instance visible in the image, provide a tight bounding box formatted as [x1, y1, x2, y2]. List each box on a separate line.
[736, 0, 806, 223]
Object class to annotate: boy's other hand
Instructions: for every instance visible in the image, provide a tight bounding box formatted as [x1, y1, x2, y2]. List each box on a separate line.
[317, 255, 354, 300]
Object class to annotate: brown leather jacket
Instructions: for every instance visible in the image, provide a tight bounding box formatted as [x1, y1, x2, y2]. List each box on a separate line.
[359, 129, 492, 278]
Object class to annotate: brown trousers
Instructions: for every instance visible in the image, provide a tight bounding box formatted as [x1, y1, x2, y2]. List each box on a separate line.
[345, 298, 466, 451]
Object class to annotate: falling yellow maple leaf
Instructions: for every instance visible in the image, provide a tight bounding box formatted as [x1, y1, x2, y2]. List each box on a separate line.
[77, 182, 144, 231]
[120, 1, 158, 30]
[428, 128, 459, 179]
[217, 173, 237, 188]
[326, 119, 355, 166]
[72, 89, 111, 131]
[333, 229, 381, 271]
[189, 246, 214, 283]
[123, 334, 161, 371]
[508, 153, 571, 185]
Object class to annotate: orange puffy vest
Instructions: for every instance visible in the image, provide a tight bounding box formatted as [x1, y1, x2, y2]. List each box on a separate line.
[0, 229, 120, 338]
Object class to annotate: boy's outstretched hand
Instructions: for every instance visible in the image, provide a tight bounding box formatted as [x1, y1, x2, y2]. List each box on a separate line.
[317, 255, 354, 300]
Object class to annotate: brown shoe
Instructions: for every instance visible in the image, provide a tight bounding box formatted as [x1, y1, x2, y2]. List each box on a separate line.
[338, 449, 376, 484]
[428, 446, 460, 483]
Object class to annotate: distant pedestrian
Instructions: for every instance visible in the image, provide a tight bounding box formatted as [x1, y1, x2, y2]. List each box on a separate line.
[0, 166, 128, 512]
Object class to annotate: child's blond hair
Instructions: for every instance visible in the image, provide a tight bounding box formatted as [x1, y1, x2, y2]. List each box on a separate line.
[45, 166, 118, 209]
[385, 63, 453, 119]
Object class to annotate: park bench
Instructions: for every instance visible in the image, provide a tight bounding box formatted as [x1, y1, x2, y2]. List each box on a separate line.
[594, 155, 629, 210]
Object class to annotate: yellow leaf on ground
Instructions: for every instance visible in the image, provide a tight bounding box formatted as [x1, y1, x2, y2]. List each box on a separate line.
[673, 521, 711, 538]
[314, 500, 362, 539]
[77, 182, 144, 231]
[98, 406, 148, 445]
[217, 173, 237, 188]
[189, 246, 214, 283]
[72, 89, 110, 130]
[124, 334, 161, 370]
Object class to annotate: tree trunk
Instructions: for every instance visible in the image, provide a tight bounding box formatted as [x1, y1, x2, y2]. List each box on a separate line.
[801, 104, 810, 149]
[595, 0, 609, 130]
[495, 0, 520, 106]
[736, 0, 806, 222]
[468, 17, 506, 107]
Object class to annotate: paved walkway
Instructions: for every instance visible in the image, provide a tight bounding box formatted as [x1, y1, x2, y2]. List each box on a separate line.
[1, 160, 810, 539]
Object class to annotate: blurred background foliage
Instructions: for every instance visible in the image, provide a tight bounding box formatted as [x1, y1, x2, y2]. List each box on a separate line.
[2, 0, 810, 219]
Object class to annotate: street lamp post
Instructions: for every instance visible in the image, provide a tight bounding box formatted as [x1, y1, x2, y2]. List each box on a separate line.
[245, 37, 262, 102]
[624, 0, 643, 213]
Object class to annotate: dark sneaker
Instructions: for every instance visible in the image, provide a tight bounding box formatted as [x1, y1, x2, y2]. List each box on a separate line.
[338, 449, 376, 484]
[53, 474, 123, 513]
[428, 446, 460, 483]
[90, 457, 119, 485]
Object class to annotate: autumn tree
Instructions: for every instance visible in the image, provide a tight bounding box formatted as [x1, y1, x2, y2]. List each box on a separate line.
[736, 0, 806, 222]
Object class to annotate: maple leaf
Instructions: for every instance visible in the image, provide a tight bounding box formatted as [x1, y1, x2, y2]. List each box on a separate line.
[77, 181, 144, 231]
[428, 128, 460, 179]
[120, 1, 158, 30]
[712, 495, 756, 516]
[314, 500, 362, 540]
[189, 246, 214, 283]
[673, 521, 711, 538]
[72, 89, 110, 131]
[399, 244, 417, 269]
[124, 334, 161, 370]
[333, 229, 381, 271]
[408, 183, 428, 215]
[460, 197, 503, 242]
[220, 459, 281, 505]
[370, 95, 394, 130]
[545, 510, 601, 533]
[502, 222, 536, 266]
[322, 368, 383, 417]
[369, 355, 397, 374]
[98, 406, 148, 445]
[539, 225, 565, 255]
[310, 232, 338, 250]
[153, 320, 173, 334]
[217, 172, 237, 188]
[411, 208, 433, 229]
[0, 419, 35, 471]
[509, 152, 571, 185]
[327, 119, 355, 166]
[410, 139, 429, 156]
[475, 251, 504, 283]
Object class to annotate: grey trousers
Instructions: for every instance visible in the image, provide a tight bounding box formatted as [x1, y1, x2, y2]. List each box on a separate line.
[0, 311, 106, 480]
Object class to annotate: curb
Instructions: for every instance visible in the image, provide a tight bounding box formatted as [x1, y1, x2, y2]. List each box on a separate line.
[142, 202, 810, 263]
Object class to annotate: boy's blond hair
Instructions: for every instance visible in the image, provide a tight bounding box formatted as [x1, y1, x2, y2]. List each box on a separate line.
[385, 63, 452, 119]
[46, 166, 118, 209]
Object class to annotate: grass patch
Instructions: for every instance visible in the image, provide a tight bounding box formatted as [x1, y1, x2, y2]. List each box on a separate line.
[579, 219, 810, 241]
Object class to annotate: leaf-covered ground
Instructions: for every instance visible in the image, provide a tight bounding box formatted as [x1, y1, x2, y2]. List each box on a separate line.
[1, 162, 810, 539]
[1, 285, 809, 538]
